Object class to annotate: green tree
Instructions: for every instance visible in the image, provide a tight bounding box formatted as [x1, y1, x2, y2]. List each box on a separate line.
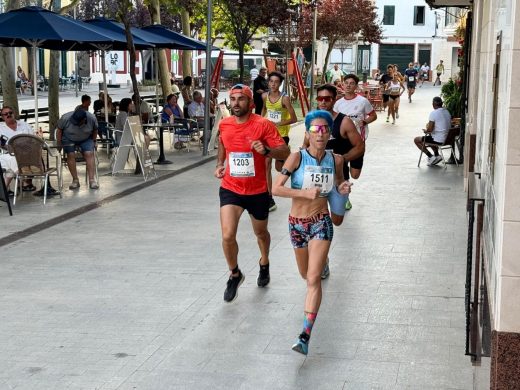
[299, 0, 383, 82]
[215, 0, 294, 82]
[0, 0, 21, 116]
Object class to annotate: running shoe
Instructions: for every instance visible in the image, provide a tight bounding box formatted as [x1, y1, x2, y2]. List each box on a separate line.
[409, 96, 412, 103]
[321, 261, 330, 279]
[223, 270, 245, 302]
[292, 333, 310, 355]
[396, 112, 399, 119]
[432, 155, 443, 165]
[392, 120, 395, 125]
[257, 263, 270, 287]
[345, 199, 352, 210]
[426, 156, 437, 166]
[386, 117, 389, 123]
[268, 197, 277, 212]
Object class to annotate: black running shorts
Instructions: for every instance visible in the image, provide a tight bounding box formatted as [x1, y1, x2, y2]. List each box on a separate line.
[219, 187, 270, 221]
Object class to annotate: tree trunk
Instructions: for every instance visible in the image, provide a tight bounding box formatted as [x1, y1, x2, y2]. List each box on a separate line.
[149, 0, 172, 98]
[321, 39, 336, 84]
[238, 44, 245, 84]
[0, 0, 21, 115]
[48, 51, 61, 138]
[181, 10, 192, 78]
[121, 6, 140, 115]
[0, 48, 19, 116]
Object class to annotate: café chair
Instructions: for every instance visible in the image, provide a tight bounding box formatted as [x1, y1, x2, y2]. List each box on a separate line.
[170, 118, 199, 152]
[0, 160, 13, 215]
[9, 134, 62, 205]
[97, 121, 116, 157]
[417, 127, 460, 170]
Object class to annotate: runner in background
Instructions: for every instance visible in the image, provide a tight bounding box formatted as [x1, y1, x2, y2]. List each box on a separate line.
[261, 71, 297, 212]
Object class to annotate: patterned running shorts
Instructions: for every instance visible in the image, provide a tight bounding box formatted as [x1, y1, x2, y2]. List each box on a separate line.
[288, 213, 334, 248]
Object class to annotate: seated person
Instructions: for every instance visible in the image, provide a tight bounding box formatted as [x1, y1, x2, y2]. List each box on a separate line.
[170, 72, 180, 94]
[93, 91, 115, 115]
[114, 98, 134, 145]
[414, 96, 451, 166]
[161, 93, 184, 123]
[209, 88, 219, 116]
[16, 66, 31, 94]
[0, 106, 36, 191]
[187, 91, 205, 125]
[131, 93, 151, 124]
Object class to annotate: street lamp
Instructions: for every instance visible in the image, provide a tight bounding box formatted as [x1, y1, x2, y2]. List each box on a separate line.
[336, 39, 348, 73]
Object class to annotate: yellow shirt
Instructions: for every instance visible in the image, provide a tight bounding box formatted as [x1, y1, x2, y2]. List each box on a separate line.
[265, 93, 290, 137]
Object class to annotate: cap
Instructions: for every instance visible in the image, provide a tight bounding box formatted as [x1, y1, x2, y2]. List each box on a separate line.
[70, 109, 87, 125]
[229, 84, 253, 100]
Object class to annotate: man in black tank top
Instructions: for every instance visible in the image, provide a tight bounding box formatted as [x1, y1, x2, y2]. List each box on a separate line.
[309, 84, 365, 181]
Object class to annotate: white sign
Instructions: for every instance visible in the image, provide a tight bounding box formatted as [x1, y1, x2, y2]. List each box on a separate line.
[105, 51, 125, 72]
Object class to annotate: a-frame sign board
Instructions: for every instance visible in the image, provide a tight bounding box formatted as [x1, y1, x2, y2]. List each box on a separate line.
[112, 115, 157, 181]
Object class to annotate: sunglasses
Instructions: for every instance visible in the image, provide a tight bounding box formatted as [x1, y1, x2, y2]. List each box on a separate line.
[1, 111, 13, 116]
[307, 124, 330, 134]
[316, 96, 333, 102]
[231, 83, 246, 90]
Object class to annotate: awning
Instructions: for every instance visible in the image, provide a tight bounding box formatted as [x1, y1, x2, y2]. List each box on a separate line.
[425, 0, 472, 8]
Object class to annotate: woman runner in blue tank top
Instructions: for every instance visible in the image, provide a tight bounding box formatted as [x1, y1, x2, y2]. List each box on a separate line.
[272, 110, 352, 355]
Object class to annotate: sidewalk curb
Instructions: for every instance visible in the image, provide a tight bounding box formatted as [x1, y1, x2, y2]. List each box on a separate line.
[0, 155, 216, 248]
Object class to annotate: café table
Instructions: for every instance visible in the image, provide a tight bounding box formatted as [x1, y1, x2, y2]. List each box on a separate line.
[142, 122, 183, 165]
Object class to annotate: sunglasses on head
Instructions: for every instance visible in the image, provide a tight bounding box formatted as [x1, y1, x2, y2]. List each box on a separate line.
[231, 84, 246, 90]
[316, 96, 333, 102]
[1, 111, 13, 116]
[307, 124, 330, 134]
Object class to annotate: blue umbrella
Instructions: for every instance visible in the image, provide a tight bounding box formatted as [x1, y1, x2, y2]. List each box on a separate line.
[83, 17, 155, 50]
[85, 18, 187, 117]
[140, 25, 215, 51]
[0, 6, 143, 128]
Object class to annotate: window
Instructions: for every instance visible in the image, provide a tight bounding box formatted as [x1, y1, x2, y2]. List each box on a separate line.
[383, 6, 395, 25]
[414, 6, 425, 25]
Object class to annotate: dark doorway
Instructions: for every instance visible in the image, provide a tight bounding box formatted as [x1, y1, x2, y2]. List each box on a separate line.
[379, 44, 414, 73]
[418, 45, 431, 67]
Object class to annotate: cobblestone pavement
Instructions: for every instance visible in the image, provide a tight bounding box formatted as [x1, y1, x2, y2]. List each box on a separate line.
[0, 84, 481, 389]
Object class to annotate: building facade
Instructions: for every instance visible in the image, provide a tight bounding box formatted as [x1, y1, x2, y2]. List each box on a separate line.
[427, 0, 520, 388]
[373, 0, 461, 78]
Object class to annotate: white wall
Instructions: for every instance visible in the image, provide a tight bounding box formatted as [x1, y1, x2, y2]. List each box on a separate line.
[468, 0, 520, 333]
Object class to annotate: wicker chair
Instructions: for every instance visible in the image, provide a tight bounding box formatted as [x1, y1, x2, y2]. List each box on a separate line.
[9, 134, 62, 205]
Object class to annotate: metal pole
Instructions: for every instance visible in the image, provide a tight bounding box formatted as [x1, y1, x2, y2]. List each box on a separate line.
[155, 50, 160, 121]
[202, 0, 213, 156]
[33, 44, 39, 131]
[101, 51, 109, 123]
[309, 4, 317, 110]
[74, 6, 78, 98]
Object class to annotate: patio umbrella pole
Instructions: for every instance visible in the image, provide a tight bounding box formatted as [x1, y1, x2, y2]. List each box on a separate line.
[155, 50, 160, 122]
[33, 43, 39, 132]
[101, 51, 109, 123]
[202, 0, 213, 156]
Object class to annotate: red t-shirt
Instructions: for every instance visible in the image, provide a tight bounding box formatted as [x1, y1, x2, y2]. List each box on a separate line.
[219, 113, 285, 195]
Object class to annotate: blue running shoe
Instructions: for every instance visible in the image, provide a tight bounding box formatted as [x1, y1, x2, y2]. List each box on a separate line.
[292, 333, 309, 355]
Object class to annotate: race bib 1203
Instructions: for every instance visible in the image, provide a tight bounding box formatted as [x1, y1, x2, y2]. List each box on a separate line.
[229, 152, 255, 177]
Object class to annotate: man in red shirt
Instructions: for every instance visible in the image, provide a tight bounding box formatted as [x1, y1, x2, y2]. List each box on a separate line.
[215, 84, 290, 302]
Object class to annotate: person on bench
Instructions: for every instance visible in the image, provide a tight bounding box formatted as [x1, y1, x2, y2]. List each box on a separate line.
[0, 106, 36, 192]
